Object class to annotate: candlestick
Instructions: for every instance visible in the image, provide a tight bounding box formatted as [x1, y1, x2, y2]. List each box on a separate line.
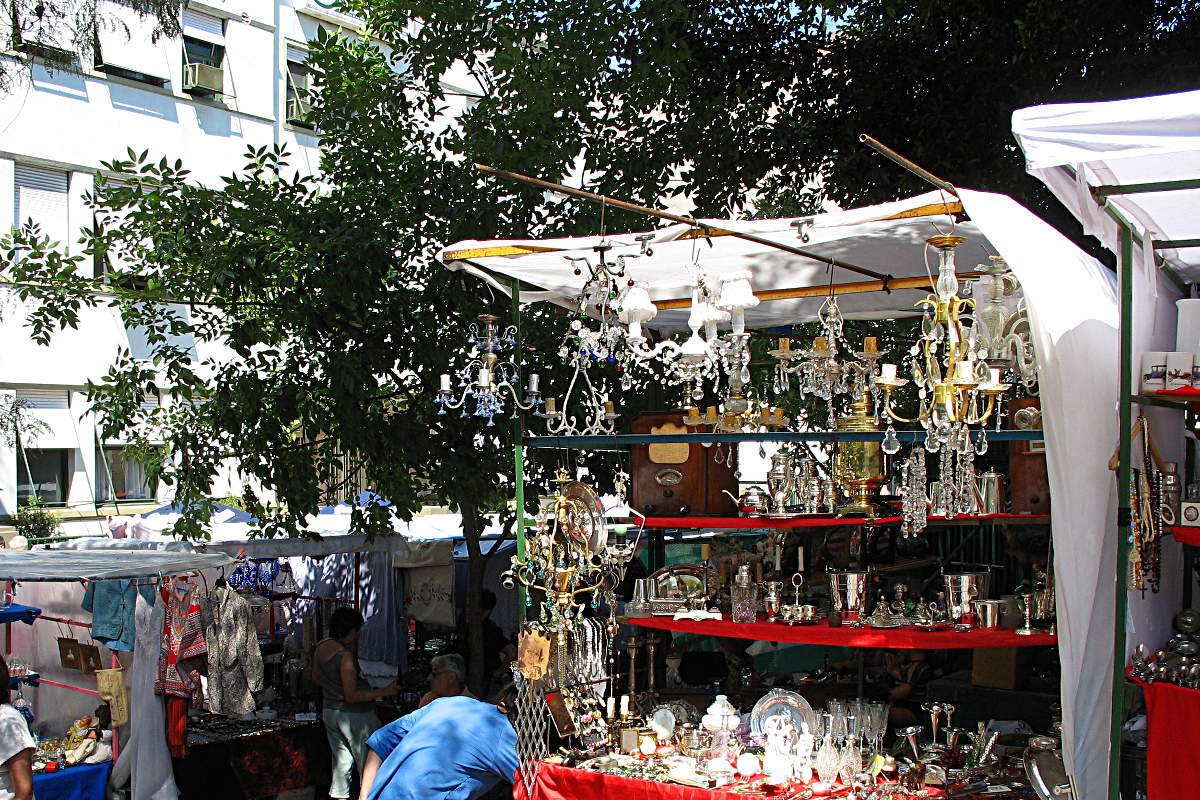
[755, 561, 763, 582]
[439, 374, 451, 391]
[780, 337, 791, 352]
[774, 544, 781, 571]
[863, 336, 877, 353]
[880, 364, 897, 380]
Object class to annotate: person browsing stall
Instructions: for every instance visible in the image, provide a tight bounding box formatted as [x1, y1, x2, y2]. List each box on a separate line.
[417, 653, 476, 708]
[313, 607, 398, 800]
[357, 692, 518, 800]
[0, 656, 34, 800]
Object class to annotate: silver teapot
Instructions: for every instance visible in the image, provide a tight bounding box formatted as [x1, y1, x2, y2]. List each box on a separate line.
[721, 486, 770, 516]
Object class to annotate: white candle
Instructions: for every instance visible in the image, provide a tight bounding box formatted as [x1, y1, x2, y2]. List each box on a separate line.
[606, 696, 616, 720]
[774, 546, 781, 571]
[478, 368, 491, 387]
[527, 373, 539, 393]
[954, 360, 973, 380]
[544, 397, 557, 414]
[797, 546, 805, 573]
[619, 695, 630, 717]
[989, 367, 1001, 385]
[880, 364, 897, 380]
[439, 374, 451, 391]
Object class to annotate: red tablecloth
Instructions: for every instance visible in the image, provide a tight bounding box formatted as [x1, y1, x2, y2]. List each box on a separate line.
[513, 762, 953, 800]
[1130, 673, 1200, 799]
[1169, 525, 1200, 546]
[628, 615, 1058, 650]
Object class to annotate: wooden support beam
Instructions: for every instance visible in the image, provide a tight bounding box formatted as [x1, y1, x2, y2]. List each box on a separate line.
[651, 272, 981, 310]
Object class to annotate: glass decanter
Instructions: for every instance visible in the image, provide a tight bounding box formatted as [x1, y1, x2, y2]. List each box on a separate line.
[731, 564, 759, 624]
[814, 713, 840, 784]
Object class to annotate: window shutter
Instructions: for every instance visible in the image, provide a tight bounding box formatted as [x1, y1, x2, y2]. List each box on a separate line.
[286, 44, 308, 64]
[182, 8, 223, 42]
[17, 389, 70, 409]
[95, 0, 170, 82]
[140, 394, 161, 412]
[14, 166, 70, 248]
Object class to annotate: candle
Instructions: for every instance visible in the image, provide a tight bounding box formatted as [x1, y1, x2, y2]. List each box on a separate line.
[619, 695, 630, 718]
[756, 561, 763, 582]
[478, 368, 491, 387]
[774, 546, 781, 571]
[989, 367, 1001, 385]
[439, 374, 451, 391]
[687, 406, 701, 422]
[706, 406, 718, 422]
[954, 360, 973, 380]
[701, 543, 711, 560]
[814, 336, 828, 351]
[606, 696, 616, 720]
[527, 373, 539, 393]
[604, 401, 615, 415]
[544, 397, 557, 414]
[880, 364, 897, 380]
[863, 336, 877, 354]
[797, 546, 805, 573]
[780, 337, 791, 352]
[773, 407, 785, 422]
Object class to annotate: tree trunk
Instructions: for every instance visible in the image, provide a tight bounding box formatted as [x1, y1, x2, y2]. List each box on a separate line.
[456, 491, 488, 697]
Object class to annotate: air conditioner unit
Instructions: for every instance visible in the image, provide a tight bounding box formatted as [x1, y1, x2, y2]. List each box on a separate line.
[286, 95, 313, 126]
[183, 63, 223, 96]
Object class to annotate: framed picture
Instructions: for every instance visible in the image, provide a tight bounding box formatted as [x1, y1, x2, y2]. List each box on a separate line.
[79, 643, 103, 673]
[57, 637, 83, 671]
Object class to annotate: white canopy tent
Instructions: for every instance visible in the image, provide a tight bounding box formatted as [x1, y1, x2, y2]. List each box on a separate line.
[440, 189, 1118, 800]
[1014, 89, 1200, 800]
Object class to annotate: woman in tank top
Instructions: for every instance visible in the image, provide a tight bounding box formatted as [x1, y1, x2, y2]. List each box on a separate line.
[312, 607, 396, 800]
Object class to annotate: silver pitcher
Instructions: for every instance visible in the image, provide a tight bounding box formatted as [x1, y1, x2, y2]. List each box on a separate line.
[943, 568, 991, 625]
[829, 570, 870, 622]
[721, 486, 770, 516]
[977, 472, 1006, 515]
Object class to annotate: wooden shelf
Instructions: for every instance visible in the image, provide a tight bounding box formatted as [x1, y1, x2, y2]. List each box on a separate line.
[637, 513, 1050, 530]
[1132, 390, 1200, 410]
[627, 614, 1058, 650]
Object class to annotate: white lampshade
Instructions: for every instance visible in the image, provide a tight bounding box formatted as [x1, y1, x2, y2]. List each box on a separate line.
[617, 282, 658, 340]
[716, 270, 760, 312]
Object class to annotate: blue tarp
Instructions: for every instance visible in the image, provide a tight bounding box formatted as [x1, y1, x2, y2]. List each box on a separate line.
[0, 603, 41, 625]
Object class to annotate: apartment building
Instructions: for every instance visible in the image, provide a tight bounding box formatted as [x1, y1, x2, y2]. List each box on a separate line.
[0, 0, 357, 535]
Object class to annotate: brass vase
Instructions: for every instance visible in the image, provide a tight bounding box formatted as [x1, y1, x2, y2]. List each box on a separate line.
[833, 396, 884, 516]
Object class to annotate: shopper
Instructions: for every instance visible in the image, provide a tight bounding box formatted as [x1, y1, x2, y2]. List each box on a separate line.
[0, 655, 34, 800]
[478, 589, 517, 698]
[313, 607, 397, 800]
[357, 692, 518, 800]
[417, 653, 475, 708]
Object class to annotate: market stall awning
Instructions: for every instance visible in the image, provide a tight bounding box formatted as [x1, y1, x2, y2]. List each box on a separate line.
[439, 191, 987, 326]
[0, 549, 234, 581]
[1012, 89, 1200, 280]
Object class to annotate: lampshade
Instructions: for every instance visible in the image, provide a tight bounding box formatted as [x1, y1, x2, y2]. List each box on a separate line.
[617, 282, 658, 340]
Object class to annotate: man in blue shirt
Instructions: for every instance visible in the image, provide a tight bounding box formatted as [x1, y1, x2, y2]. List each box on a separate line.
[358, 694, 518, 800]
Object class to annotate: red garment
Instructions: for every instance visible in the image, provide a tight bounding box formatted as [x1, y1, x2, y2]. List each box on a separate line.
[1131, 673, 1200, 799]
[156, 583, 208, 707]
[628, 615, 1058, 649]
[165, 694, 189, 758]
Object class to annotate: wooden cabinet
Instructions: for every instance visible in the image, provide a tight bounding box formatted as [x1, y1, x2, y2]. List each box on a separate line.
[629, 412, 738, 516]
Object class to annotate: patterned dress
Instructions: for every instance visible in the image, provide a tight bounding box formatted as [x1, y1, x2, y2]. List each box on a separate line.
[155, 583, 207, 707]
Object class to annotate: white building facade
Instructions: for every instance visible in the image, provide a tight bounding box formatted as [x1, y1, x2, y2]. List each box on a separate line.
[0, 0, 362, 537]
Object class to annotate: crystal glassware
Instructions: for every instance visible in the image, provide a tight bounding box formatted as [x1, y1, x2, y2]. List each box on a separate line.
[731, 565, 759, 624]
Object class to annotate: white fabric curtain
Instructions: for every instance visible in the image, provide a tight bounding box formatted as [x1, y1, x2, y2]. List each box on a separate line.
[959, 189, 1117, 800]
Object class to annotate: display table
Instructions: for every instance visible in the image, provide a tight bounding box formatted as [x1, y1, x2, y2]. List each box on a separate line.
[1131, 674, 1200, 800]
[628, 615, 1059, 650]
[32, 761, 110, 800]
[641, 513, 1049, 530]
[0, 602, 42, 625]
[174, 717, 330, 800]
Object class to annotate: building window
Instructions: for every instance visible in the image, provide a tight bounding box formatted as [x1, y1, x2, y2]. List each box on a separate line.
[183, 37, 223, 68]
[181, 10, 225, 97]
[286, 58, 315, 128]
[14, 166, 70, 249]
[96, 446, 156, 502]
[17, 448, 71, 506]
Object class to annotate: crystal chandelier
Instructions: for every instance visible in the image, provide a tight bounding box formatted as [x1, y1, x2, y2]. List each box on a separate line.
[770, 295, 881, 427]
[965, 256, 1038, 392]
[435, 314, 542, 425]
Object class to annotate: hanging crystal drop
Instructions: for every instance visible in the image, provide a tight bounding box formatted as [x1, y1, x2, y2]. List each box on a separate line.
[975, 427, 988, 455]
[924, 431, 939, 453]
[758, 442, 768, 459]
[881, 424, 901, 455]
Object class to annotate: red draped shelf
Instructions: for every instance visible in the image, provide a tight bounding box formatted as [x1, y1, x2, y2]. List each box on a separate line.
[1170, 526, 1200, 547]
[640, 513, 1049, 530]
[627, 614, 1058, 650]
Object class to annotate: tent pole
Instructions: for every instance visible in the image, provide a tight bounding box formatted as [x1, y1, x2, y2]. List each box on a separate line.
[1110, 223, 1134, 800]
[511, 280, 528, 621]
[473, 164, 892, 283]
[858, 134, 960, 198]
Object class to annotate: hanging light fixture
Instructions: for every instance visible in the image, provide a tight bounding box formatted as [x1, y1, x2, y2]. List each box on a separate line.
[966, 256, 1038, 392]
[435, 314, 542, 425]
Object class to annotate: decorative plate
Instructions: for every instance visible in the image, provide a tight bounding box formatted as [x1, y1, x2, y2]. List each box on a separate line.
[648, 705, 676, 740]
[749, 688, 818, 737]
